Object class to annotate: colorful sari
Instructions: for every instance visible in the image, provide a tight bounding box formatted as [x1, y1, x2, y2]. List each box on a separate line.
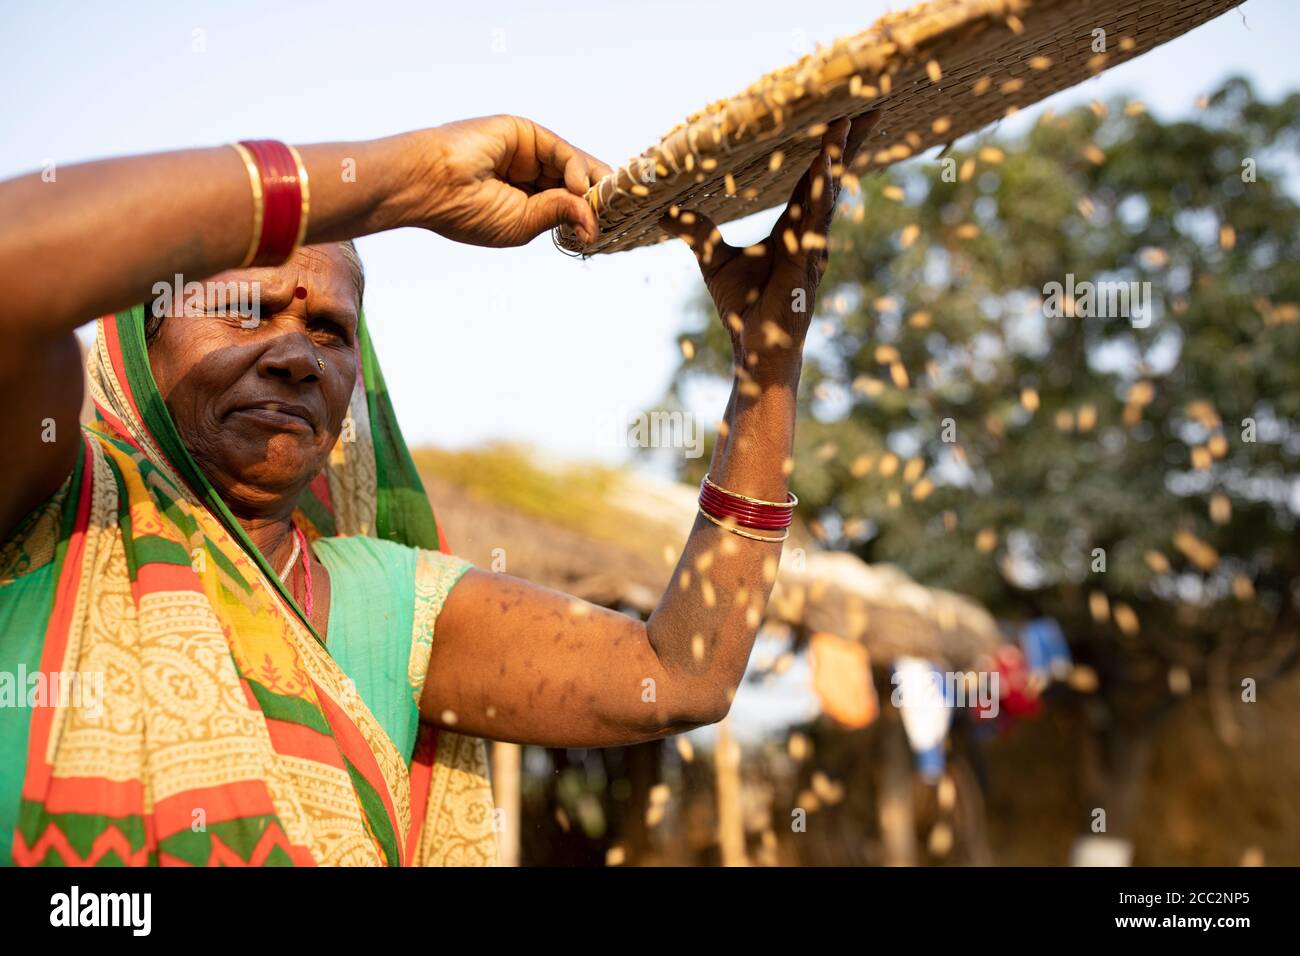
[0, 304, 497, 865]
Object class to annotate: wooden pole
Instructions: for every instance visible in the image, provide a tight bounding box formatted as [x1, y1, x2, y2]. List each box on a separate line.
[491, 740, 521, 867]
[878, 718, 918, 866]
[715, 717, 748, 867]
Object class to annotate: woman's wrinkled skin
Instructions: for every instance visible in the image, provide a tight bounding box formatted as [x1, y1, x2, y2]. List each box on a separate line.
[147, 244, 365, 630]
[149, 244, 361, 521]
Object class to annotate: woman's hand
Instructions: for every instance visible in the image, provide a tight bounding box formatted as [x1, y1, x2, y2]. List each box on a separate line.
[659, 112, 879, 379]
[410, 115, 612, 248]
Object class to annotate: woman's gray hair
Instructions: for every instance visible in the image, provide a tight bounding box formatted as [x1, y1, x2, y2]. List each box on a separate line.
[338, 240, 366, 305]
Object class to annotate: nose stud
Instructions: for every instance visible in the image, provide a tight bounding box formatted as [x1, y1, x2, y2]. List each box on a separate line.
[316, 357, 325, 371]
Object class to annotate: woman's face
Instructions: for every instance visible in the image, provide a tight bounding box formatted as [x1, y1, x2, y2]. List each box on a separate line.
[148, 244, 361, 519]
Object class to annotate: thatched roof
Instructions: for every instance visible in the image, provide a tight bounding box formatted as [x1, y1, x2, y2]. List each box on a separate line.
[416, 444, 999, 668]
[769, 553, 1000, 668]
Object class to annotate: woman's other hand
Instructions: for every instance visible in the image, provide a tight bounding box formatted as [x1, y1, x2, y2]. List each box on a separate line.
[659, 111, 879, 379]
[410, 115, 612, 248]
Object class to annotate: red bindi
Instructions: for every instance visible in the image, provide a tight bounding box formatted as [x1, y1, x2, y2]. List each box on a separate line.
[294, 286, 308, 300]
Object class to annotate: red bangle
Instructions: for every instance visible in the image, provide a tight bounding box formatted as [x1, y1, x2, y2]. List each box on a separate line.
[698, 475, 796, 531]
[699, 485, 792, 529]
[233, 139, 311, 267]
[698, 481, 794, 514]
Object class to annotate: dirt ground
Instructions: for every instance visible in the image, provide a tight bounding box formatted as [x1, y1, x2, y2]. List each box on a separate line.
[981, 666, 1300, 865]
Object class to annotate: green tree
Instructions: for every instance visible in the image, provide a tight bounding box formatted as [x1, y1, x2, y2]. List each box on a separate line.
[660, 77, 1300, 844]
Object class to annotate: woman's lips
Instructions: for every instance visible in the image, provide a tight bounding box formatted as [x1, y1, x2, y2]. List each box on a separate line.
[230, 402, 316, 433]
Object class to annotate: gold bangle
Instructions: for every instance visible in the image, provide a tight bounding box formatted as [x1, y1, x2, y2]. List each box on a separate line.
[702, 473, 798, 509]
[698, 507, 789, 543]
[286, 143, 311, 252]
[228, 142, 264, 269]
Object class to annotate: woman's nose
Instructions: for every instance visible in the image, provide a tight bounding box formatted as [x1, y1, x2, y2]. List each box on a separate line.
[257, 334, 321, 384]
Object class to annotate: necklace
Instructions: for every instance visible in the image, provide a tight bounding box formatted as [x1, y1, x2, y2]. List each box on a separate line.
[276, 529, 301, 582]
[275, 523, 315, 620]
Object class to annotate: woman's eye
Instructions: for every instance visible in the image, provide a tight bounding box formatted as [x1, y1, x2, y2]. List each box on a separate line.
[313, 323, 349, 342]
[194, 307, 246, 323]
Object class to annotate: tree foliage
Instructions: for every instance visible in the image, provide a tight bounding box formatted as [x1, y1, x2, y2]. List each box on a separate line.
[663, 78, 1300, 682]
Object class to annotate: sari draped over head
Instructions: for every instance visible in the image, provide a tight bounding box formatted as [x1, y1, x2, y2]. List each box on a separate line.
[0, 304, 497, 866]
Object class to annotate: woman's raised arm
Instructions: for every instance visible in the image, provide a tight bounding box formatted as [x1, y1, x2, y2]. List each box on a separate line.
[420, 113, 879, 747]
[0, 116, 610, 536]
[0, 117, 608, 342]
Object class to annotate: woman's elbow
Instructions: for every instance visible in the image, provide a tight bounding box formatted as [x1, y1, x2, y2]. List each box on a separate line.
[658, 679, 735, 734]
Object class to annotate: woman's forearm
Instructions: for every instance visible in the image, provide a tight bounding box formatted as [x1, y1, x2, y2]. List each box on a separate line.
[638, 120, 870, 724]
[644, 358, 801, 716]
[0, 135, 424, 339]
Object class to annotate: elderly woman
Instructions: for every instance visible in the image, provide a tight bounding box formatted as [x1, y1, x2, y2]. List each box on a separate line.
[0, 112, 876, 866]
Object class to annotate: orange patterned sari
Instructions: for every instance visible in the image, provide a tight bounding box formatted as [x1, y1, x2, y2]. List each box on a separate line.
[0, 306, 496, 865]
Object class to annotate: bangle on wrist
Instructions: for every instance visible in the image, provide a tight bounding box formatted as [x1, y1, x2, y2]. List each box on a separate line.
[229, 139, 311, 268]
[229, 143, 264, 269]
[698, 508, 790, 543]
[697, 473, 796, 542]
